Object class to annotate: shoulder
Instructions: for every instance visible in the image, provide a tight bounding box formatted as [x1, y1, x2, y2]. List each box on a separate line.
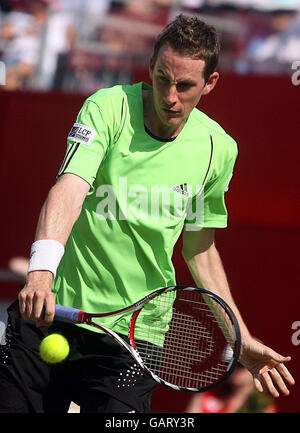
[190, 108, 238, 160]
[86, 83, 141, 109]
[82, 83, 142, 132]
[78, 83, 142, 138]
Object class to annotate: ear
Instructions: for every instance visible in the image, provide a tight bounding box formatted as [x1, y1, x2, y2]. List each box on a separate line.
[202, 71, 219, 96]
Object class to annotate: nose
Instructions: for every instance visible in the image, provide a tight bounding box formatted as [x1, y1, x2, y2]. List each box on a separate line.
[164, 84, 178, 106]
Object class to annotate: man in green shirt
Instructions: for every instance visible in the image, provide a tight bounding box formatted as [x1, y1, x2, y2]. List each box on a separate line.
[52, 78, 237, 335]
[0, 15, 294, 413]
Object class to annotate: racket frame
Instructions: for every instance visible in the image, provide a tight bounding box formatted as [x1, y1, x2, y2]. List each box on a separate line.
[129, 286, 241, 392]
[54, 285, 241, 392]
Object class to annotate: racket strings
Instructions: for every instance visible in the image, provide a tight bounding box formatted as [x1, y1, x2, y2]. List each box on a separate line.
[133, 289, 237, 390]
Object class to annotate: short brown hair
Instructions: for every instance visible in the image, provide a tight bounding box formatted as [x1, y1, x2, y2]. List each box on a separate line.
[153, 14, 220, 82]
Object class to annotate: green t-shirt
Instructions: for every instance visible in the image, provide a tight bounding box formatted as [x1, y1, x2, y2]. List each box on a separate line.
[53, 81, 238, 337]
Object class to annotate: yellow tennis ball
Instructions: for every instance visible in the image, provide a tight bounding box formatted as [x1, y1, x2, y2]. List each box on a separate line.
[40, 333, 70, 364]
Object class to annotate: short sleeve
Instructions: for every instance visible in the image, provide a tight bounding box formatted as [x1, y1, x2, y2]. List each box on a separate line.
[57, 100, 110, 192]
[185, 141, 238, 231]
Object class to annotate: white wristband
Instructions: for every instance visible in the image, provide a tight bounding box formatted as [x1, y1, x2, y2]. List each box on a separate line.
[28, 239, 65, 278]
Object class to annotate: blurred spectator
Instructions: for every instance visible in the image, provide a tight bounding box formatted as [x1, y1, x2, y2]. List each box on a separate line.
[0, 0, 77, 90]
[99, 0, 177, 59]
[0, 1, 45, 89]
[8, 256, 28, 278]
[102, 0, 164, 55]
[185, 363, 277, 413]
[3, 0, 299, 92]
[61, 0, 172, 93]
[35, 1, 76, 89]
[59, 0, 112, 32]
[235, 8, 300, 74]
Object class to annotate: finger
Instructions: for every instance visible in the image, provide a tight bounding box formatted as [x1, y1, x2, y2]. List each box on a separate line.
[24, 291, 34, 320]
[268, 349, 291, 364]
[18, 288, 27, 316]
[276, 356, 291, 363]
[269, 368, 290, 396]
[276, 363, 296, 386]
[32, 290, 47, 321]
[36, 319, 53, 328]
[37, 292, 55, 326]
[254, 376, 264, 393]
[261, 371, 279, 398]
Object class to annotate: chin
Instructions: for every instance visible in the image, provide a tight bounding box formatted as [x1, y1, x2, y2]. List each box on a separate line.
[163, 114, 181, 124]
[165, 118, 182, 127]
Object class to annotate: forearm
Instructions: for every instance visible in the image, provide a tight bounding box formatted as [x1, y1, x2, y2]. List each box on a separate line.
[21, 175, 89, 324]
[35, 181, 83, 245]
[27, 183, 81, 285]
[183, 242, 251, 342]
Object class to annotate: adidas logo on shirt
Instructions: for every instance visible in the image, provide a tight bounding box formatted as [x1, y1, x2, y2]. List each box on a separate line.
[173, 183, 189, 196]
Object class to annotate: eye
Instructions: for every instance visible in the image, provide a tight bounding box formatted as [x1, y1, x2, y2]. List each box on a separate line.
[177, 82, 192, 92]
[158, 75, 169, 83]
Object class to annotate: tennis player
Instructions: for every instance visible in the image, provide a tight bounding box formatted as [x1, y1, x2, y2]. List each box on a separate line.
[0, 15, 294, 413]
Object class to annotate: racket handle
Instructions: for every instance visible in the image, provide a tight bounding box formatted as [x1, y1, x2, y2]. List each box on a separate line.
[55, 304, 81, 323]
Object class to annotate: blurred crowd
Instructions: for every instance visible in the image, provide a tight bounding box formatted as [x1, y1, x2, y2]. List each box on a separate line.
[0, 0, 299, 93]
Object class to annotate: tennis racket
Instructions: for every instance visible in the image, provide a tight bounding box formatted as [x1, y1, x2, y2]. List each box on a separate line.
[54, 285, 241, 392]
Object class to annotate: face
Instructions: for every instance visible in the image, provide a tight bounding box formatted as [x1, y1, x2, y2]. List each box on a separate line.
[149, 44, 219, 136]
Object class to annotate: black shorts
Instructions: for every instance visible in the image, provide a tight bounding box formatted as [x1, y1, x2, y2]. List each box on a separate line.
[0, 300, 157, 413]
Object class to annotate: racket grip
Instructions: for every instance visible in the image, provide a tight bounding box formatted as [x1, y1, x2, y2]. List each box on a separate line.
[55, 304, 81, 323]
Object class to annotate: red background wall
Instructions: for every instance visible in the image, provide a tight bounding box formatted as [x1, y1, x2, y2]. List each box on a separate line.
[0, 72, 299, 412]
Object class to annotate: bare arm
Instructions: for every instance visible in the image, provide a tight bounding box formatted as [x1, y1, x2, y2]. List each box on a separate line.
[34, 173, 89, 244]
[182, 228, 295, 398]
[182, 228, 251, 343]
[18, 174, 90, 325]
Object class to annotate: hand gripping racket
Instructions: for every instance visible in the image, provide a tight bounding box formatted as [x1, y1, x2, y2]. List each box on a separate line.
[55, 286, 241, 392]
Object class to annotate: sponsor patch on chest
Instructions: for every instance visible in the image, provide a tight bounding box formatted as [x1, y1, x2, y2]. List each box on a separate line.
[67, 123, 96, 146]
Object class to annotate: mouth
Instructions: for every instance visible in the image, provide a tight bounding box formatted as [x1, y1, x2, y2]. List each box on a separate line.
[162, 107, 180, 115]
